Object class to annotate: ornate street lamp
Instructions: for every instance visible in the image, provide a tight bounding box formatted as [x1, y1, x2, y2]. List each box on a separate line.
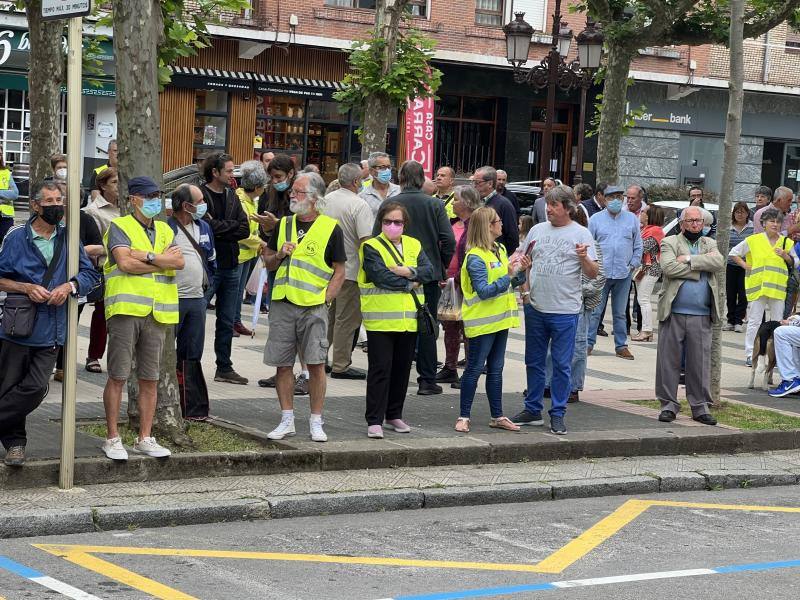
[503, 3, 604, 184]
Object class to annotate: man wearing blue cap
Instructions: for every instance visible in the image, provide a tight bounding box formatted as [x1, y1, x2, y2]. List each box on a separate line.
[101, 176, 185, 461]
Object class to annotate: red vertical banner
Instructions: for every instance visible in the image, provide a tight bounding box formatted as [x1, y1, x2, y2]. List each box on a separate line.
[405, 96, 435, 179]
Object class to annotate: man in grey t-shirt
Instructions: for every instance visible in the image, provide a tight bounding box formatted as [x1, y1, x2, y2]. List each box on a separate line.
[512, 185, 599, 436]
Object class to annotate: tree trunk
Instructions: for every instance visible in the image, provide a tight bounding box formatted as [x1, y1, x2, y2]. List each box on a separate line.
[359, 0, 409, 160]
[711, 0, 744, 406]
[113, 0, 191, 446]
[24, 0, 65, 187]
[595, 42, 636, 185]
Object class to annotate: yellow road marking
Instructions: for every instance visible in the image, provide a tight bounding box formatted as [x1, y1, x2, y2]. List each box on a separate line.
[533, 499, 652, 573]
[33, 499, 800, 599]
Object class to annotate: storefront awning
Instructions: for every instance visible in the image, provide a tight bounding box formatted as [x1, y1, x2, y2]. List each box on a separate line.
[0, 72, 116, 96]
[169, 66, 343, 100]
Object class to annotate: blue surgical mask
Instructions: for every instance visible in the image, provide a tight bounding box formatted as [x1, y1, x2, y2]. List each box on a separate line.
[607, 199, 623, 214]
[191, 202, 207, 221]
[376, 170, 392, 184]
[141, 197, 162, 219]
[702, 226, 711, 236]
[274, 181, 289, 192]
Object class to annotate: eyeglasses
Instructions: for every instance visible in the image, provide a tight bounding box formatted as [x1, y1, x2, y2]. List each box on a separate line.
[472, 178, 491, 187]
[373, 165, 392, 171]
[144, 192, 162, 199]
[382, 219, 404, 226]
[491, 219, 502, 225]
[684, 218, 704, 224]
[290, 189, 310, 196]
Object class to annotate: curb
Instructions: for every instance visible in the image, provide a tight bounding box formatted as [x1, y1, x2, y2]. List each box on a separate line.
[3, 428, 800, 490]
[3, 470, 800, 539]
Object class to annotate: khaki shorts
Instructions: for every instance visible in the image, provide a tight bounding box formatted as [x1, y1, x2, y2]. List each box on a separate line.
[107, 314, 167, 381]
[263, 301, 329, 367]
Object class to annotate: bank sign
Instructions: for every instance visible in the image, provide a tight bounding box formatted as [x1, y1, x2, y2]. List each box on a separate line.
[627, 103, 697, 130]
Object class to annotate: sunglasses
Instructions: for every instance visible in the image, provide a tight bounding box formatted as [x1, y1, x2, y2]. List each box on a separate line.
[382, 219, 404, 226]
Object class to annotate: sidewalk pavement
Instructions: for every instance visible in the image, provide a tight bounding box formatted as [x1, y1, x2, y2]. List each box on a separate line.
[4, 450, 800, 538]
[9, 298, 800, 489]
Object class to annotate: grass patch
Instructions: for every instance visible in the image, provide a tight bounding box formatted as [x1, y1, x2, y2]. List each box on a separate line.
[627, 399, 800, 431]
[79, 422, 265, 453]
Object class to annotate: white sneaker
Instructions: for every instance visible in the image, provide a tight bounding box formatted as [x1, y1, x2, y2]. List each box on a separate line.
[133, 436, 171, 458]
[309, 418, 328, 442]
[734, 324, 744, 333]
[722, 323, 734, 331]
[102, 436, 128, 461]
[267, 418, 296, 440]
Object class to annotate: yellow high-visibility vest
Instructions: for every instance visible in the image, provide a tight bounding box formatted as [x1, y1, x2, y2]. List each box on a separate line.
[103, 214, 179, 324]
[236, 187, 261, 264]
[358, 234, 424, 332]
[272, 214, 337, 306]
[438, 191, 455, 220]
[460, 243, 519, 338]
[0, 168, 13, 218]
[744, 232, 794, 302]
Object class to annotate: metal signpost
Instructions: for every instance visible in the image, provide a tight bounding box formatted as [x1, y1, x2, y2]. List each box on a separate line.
[42, 0, 89, 490]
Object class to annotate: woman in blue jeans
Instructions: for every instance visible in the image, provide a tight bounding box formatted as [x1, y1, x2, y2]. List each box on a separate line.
[456, 207, 529, 433]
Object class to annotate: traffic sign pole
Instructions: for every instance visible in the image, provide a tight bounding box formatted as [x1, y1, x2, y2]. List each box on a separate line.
[59, 16, 84, 490]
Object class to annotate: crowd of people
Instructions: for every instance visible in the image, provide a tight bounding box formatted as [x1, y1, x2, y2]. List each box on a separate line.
[1, 144, 799, 467]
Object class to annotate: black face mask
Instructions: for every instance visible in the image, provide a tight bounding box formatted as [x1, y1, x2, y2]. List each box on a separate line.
[683, 229, 703, 242]
[39, 205, 64, 226]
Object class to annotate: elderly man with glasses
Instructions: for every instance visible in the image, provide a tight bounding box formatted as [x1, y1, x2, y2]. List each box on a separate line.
[472, 166, 519, 255]
[655, 206, 723, 426]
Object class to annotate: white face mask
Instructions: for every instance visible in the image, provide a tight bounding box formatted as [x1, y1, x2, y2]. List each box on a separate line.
[55, 168, 67, 180]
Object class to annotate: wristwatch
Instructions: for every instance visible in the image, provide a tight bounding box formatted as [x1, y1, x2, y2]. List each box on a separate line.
[145, 252, 156, 264]
[68, 280, 78, 297]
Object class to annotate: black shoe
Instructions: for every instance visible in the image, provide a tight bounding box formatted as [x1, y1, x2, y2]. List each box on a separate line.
[550, 415, 567, 435]
[597, 328, 608, 337]
[511, 409, 544, 426]
[214, 370, 248, 385]
[450, 379, 461, 389]
[679, 372, 686, 385]
[457, 358, 466, 367]
[258, 375, 276, 388]
[436, 367, 459, 383]
[417, 383, 443, 396]
[331, 367, 367, 380]
[543, 387, 551, 398]
[693, 413, 717, 426]
[658, 410, 676, 423]
[3, 445, 25, 467]
[325, 363, 332, 374]
[567, 391, 579, 403]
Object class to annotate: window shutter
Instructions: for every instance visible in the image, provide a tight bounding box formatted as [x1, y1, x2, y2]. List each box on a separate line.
[512, 0, 547, 32]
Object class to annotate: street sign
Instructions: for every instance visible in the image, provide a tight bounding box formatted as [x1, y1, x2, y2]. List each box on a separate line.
[41, 0, 91, 21]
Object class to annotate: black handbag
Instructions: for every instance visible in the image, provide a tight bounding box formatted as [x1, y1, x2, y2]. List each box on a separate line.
[2, 232, 65, 338]
[376, 237, 438, 338]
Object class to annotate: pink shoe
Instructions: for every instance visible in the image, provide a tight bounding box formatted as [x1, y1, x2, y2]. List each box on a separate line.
[384, 419, 411, 433]
[367, 425, 384, 438]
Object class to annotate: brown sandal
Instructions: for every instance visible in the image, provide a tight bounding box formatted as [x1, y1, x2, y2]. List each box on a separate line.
[489, 416, 521, 432]
[454, 417, 470, 433]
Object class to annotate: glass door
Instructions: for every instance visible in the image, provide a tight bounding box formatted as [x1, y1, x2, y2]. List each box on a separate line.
[306, 123, 345, 185]
[785, 144, 800, 193]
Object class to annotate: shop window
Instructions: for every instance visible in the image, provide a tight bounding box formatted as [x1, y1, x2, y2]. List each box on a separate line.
[786, 31, 800, 53]
[434, 94, 497, 175]
[475, 0, 504, 26]
[307, 100, 345, 121]
[255, 95, 305, 163]
[324, 0, 426, 16]
[193, 90, 228, 161]
[0, 88, 37, 166]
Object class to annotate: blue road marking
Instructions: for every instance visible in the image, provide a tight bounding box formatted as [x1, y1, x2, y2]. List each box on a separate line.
[0, 555, 44, 579]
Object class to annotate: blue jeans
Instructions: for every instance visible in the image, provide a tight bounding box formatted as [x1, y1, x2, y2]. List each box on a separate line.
[545, 307, 590, 392]
[235, 258, 257, 324]
[459, 330, 508, 419]
[176, 297, 207, 363]
[524, 305, 578, 418]
[587, 275, 632, 351]
[204, 265, 242, 372]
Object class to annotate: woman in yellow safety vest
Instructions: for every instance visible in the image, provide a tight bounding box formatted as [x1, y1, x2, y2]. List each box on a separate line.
[234, 160, 269, 336]
[0, 151, 19, 242]
[456, 206, 530, 433]
[730, 207, 795, 366]
[359, 202, 435, 439]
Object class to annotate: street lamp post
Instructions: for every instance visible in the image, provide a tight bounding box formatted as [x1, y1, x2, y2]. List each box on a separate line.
[503, 5, 603, 184]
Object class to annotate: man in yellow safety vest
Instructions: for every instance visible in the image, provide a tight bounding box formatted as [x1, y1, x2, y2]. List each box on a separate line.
[100, 176, 185, 461]
[0, 152, 19, 242]
[262, 172, 346, 443]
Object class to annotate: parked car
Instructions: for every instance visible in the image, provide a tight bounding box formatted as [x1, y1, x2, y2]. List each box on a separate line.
[653, 200, 719, 236]
[507, 179, 563, 215]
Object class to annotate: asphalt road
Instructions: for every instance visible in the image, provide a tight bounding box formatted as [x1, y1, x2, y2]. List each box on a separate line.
[3, 486, 800, 599]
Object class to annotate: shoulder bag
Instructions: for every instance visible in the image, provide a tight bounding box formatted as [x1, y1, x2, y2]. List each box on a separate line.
[2, 231, 65, 338]
[376, 236, 438, 338]
[174, 219, 210, 291]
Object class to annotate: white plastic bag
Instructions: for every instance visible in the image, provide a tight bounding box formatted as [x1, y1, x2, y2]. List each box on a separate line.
[437, 277, 462, 321]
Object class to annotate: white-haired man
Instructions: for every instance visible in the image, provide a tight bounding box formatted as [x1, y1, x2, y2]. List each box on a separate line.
[262, 172, 347, 442]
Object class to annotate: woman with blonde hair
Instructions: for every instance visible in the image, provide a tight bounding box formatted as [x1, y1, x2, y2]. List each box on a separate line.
[455, 206, 529, 433]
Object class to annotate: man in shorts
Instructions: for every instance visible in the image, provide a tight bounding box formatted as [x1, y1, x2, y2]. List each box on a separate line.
[101, 176, 185, 460]
[262, 172, 346, 442]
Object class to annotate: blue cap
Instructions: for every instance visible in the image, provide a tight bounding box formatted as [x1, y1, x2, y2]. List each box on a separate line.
[128, 176, 161, 197]
[605, 185, 625, 196]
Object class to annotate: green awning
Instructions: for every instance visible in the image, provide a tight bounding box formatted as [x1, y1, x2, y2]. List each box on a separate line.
[0, 72, 116, 97]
